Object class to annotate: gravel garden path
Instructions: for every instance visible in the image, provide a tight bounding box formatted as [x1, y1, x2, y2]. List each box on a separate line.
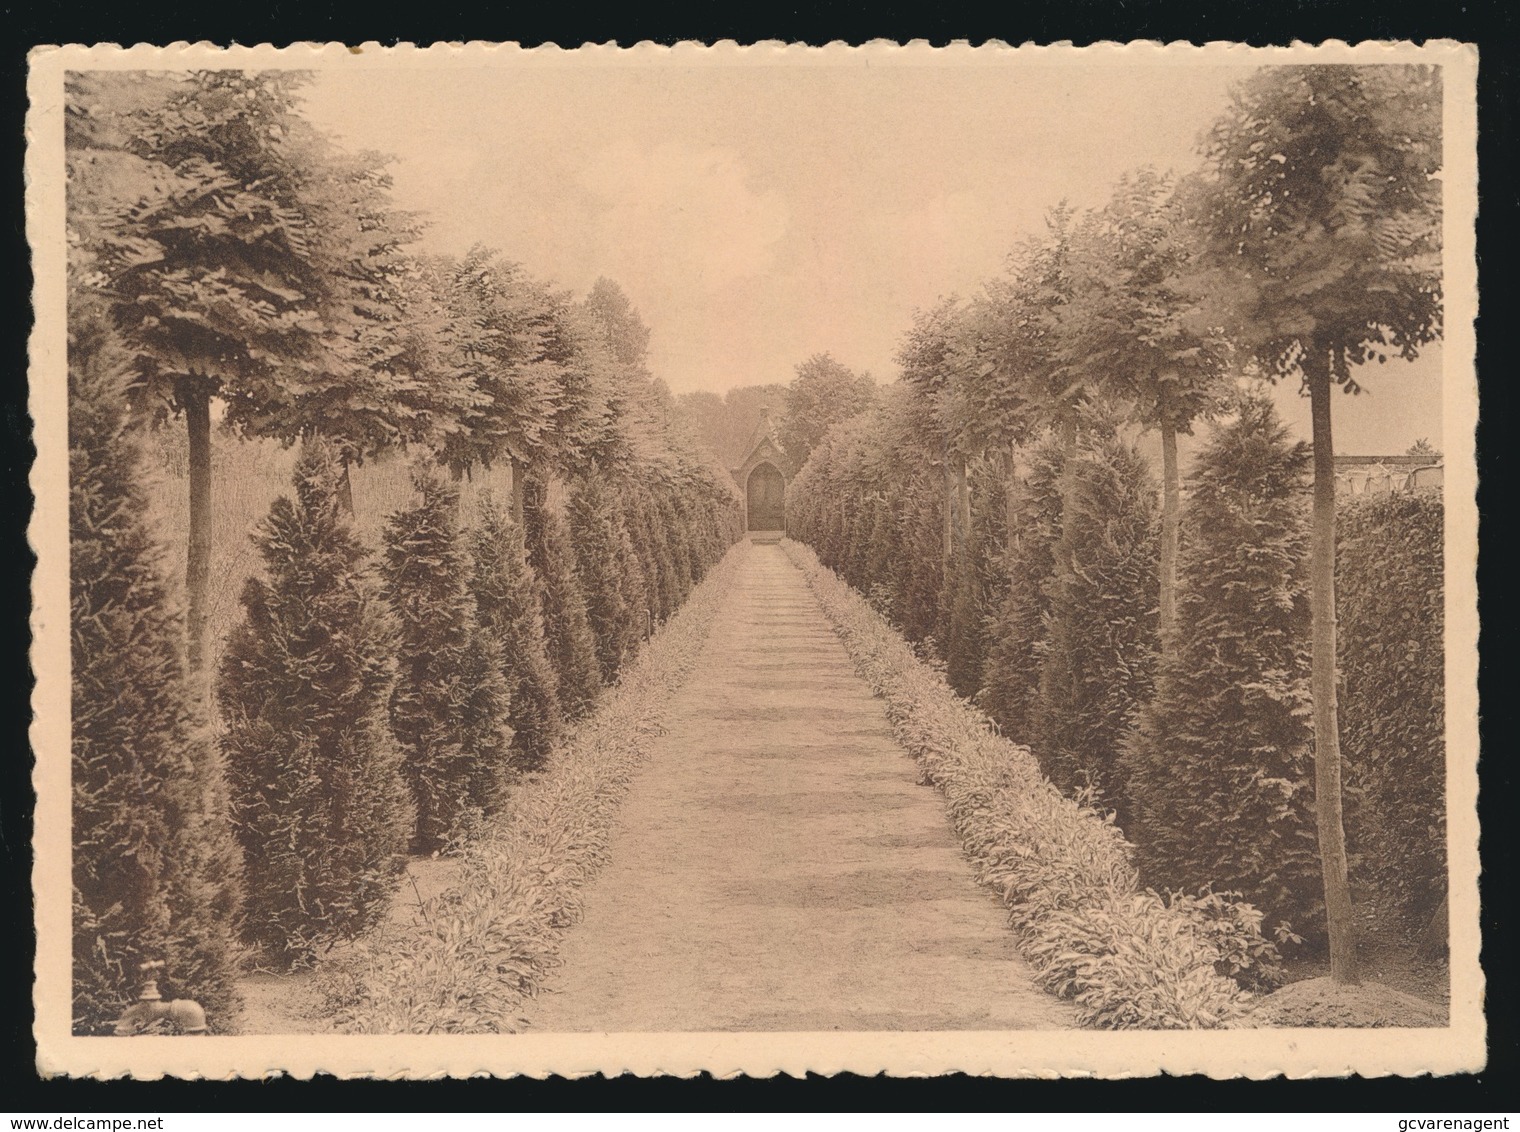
[524, 541, 1075, 1031]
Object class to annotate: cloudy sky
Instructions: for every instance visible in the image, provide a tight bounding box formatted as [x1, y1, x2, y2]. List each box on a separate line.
[299, 53, 1444, 454]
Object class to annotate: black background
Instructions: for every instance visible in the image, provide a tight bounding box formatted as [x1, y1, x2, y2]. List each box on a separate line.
[2, 1, 1513, 1110]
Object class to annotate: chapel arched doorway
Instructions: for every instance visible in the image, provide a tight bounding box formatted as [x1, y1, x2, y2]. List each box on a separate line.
[746, 462, 785, 531]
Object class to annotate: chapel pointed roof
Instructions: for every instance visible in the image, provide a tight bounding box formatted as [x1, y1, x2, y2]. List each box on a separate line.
[742, 408, 785, 462]
[733, 407, 787, 482]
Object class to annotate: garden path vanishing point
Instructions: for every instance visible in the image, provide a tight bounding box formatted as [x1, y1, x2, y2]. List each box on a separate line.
[524, 541, 1076, 1032]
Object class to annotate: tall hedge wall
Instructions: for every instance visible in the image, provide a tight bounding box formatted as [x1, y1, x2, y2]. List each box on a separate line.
[1338, 488, 1446, 930]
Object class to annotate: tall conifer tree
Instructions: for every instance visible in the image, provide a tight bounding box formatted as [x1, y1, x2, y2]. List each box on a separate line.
[1031, 430, 1159, 817]
[220, 440, 412, 965]
[71, 301, 243, 1032]
[382, 469, 513, 852]
[523, 473, 603, 718]
[1121, 395, 1319, 934]
[470, 494, 564, 769]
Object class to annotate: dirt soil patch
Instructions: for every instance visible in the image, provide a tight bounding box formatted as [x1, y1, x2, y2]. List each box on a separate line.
[232, 855, 465, 1033]
[521, 543, 1076, 1032]
[1244, 977, 1448, 1028]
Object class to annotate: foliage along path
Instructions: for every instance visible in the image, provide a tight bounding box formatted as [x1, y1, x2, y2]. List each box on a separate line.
[524, 542, 1075, 1031]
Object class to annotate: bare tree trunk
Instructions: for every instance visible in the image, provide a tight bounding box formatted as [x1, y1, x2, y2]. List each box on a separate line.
[1006, 441, 1019, 584]
[510, 457, 526, 528]
[941, 443, 955, 567]
[1158, 416, 1180, 646]
[956, 454, 972, 551]
[336, 456, 356, 516]
[1416, 893, 1449, 959]
[1056, 413, 1079, 536]
[1307, 343, 1360, 986]
[184, 388, 212, 688]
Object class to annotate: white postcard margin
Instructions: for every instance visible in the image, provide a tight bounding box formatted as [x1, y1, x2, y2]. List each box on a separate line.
[26, 38, 1484, 1080]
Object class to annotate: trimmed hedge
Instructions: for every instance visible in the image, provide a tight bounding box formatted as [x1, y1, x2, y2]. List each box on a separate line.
[327, 544, 744, 1033]
[1339, 489, 1446, 929]
[784, 539, 1277, 1029]
[979, 440, 1065, 740]
[567, 472, 644, 683]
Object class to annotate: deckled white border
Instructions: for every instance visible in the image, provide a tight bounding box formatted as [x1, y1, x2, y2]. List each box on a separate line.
[27, 38, 1483, 1080]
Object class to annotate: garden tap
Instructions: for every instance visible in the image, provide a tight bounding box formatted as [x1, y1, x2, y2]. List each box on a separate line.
[111, 961, 208, 1035]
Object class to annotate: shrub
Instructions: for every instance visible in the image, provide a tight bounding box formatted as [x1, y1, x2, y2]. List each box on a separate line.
[969, 459, 1013, 633]
[382, 468, 513, 852]
[566, 473, 638, 682]
[1120, 396, 1321, 937]
[219, 440, 413, 966]
[857, 493, 897, 615]
[675, 495, 708, 587]
[893, 474, 947, 645]
[655, 492, 694, 601]
[1339, 488, 1446, 929]
[942, 525, 984, 699]
[627, 483, 679, 624]
[784, 539, 1262, 1029]
[979, 439, 1064, 739]
[613, 491, 653, 642]
[523, 472, 603, 719]
[1030, 432, 1159, 816]
[70, 302, 243, 1033]
[470, 494, 563, 769]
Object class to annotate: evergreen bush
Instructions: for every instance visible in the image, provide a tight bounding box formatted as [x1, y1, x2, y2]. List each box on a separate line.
[613, 487, 653, 646]
[656, 492, 694, 602]
[979, 440, 1064, 742]
[219, 439, 413, 966]
[382, 469, 513, 852]
[676, 496, 708, 586]
[1120, 396, 1321, 937]
[1031, 431, 1159, 816]
[524, 473, 603, 719]
[634, 483, 680, 624]
[893, 475, 946, 645]
[567, 474, 637, 682]
[70, 303, 243, 1033]
[942, 527, 984, 699]
[470, 494, 564, 769]
[860, 494, 897, 616]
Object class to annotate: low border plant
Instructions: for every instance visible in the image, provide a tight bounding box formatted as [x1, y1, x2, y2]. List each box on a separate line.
[782, 539, 1266, 1029]
[324, 543, 745, 1034]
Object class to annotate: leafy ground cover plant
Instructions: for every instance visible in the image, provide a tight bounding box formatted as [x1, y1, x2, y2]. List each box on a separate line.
[783, 539, 1271, 1029]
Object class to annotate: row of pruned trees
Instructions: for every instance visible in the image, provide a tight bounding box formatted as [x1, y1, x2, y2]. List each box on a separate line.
[68, 70, 743, 1030]
[790, 64, 1444, 985]
[68, 71, 720, 681]
[216, 442, 737, 968]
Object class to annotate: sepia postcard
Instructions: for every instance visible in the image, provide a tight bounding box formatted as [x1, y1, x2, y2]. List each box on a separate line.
[28, 39, 1482, 1079]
